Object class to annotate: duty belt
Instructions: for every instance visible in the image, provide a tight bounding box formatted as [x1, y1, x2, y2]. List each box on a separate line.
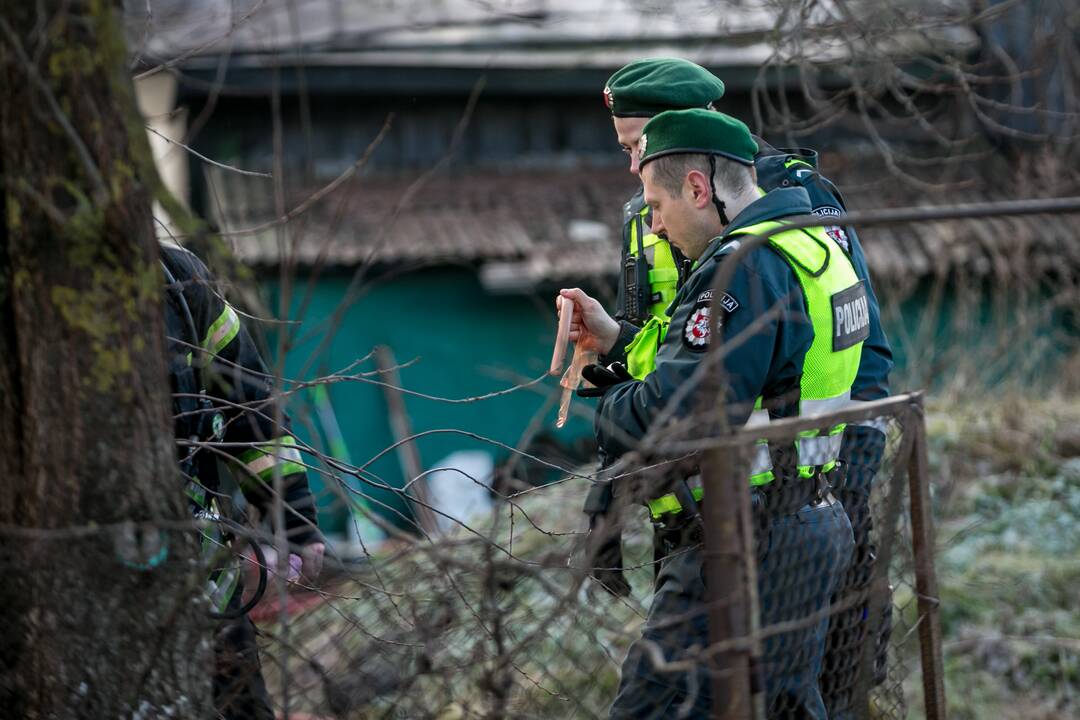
[647, 469, 834, 522]
[756, 471, 832, 518]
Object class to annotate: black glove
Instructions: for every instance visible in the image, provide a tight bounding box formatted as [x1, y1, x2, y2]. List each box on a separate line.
[590, 531, 631, 598]
[577, 362, 633, 398]
[583, 481, 631, 597]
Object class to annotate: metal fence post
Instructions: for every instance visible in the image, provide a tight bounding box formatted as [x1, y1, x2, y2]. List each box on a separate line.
[907, 396, 947, 719]
[702, 444, 756, 719]
[851, 405, 914, 718]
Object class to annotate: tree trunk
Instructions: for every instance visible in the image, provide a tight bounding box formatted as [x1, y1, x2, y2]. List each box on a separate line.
[0, 2, 210, 716]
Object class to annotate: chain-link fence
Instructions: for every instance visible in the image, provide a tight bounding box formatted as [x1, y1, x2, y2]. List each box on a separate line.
[681, 392, 944, 720]
[189, 194, 1080, 720]
[168, 390, 941, 720]
[167, 198, 1080, 720]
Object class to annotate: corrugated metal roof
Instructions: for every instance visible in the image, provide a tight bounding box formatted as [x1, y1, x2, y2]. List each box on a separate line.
[210, 164, 1080, 289]
[137, 0, 974, 72]
[141, 0, 795, 68]
[212, 167, 631, 288]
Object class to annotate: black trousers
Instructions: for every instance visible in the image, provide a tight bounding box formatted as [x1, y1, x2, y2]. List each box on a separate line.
[213, 596, 274, 720]
[821, 425, 889, 720]
[610, 497, 853, 720]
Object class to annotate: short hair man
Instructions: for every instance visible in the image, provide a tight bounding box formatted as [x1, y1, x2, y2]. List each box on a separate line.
[560, 109, 859, 718]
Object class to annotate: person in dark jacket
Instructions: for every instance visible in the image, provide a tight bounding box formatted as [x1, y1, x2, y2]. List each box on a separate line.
[161, 243, 322, 720]
[602, 57, 892, 402]
[595, 59, 894, 716]
[561, 110, 859, 718]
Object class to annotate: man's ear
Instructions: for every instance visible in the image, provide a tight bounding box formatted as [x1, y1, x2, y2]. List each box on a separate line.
[685, 170, 712, 210]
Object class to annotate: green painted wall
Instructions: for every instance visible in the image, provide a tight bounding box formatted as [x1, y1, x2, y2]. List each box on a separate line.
[264, 268, 1077, 535]
[265, 267, 594, 534]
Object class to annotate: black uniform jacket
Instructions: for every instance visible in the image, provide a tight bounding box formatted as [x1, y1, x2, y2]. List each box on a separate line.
[609, 143, 892, 403]
[596, 188, 832, 460]
[162, 244, 319, 546]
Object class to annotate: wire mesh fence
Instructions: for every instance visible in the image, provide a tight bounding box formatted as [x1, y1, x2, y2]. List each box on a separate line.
[173, 191, 1080, 720]
[169, 391, 942, 720]
[687, 393, 943, 720]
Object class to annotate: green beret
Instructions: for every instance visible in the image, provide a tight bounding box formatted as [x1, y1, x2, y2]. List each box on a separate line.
[603, 58, 726, 118]
[638, 108, 758, 168]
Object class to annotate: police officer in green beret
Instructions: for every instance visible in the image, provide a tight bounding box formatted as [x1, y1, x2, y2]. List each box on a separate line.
[598, 57, 890, 399]
[587, 58, 894, 718]
[559, 109, 858, 718]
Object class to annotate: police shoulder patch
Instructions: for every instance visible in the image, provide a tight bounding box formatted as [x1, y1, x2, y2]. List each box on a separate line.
[812, 206, 842, 218]
[683, 293, 712, 352]
[825, 225, 851, 253]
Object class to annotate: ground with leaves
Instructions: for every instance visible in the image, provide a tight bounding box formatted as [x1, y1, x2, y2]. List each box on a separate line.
[926, 397, 1080, 720]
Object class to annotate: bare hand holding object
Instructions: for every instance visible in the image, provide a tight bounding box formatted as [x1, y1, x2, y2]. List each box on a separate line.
[556, 288, 620, 356]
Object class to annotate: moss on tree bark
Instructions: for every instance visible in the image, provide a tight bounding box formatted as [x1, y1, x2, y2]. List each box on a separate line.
[0, 1, 211, 716]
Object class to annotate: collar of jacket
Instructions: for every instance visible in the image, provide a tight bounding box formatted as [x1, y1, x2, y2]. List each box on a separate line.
[694, 186, 814, 267]
[752, 134, 780, 157]
[754, 147, 820, 189]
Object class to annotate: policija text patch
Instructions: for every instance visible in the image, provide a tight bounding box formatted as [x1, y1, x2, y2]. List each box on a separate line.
[831, 281, 870, 351]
